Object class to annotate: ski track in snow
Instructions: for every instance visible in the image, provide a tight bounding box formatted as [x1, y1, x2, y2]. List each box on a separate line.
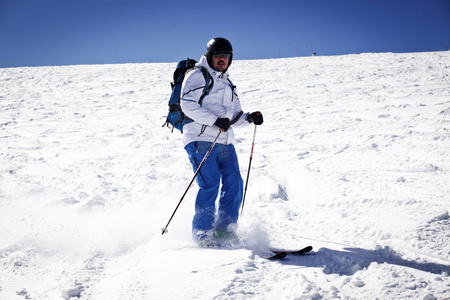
[1, 52, 450, 299]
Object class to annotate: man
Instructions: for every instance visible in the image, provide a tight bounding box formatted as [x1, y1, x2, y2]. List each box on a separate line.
[181, 37, 263, 246]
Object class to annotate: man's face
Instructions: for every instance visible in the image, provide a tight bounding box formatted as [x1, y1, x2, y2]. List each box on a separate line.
[211, 53, 231, 72]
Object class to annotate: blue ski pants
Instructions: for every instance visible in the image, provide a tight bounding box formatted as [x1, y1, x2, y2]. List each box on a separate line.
[185, 141, 243, 234]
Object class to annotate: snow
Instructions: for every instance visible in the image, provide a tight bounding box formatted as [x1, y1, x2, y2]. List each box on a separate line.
[1, 51, 450, 299]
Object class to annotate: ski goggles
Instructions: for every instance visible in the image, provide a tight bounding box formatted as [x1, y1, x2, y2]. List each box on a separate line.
[212, 52, 232, 58]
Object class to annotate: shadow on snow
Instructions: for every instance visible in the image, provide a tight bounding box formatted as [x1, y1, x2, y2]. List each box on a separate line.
[280, 246, 450, 276]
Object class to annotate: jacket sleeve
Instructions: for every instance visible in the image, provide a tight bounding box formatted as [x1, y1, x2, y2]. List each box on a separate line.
[180, 69, 217, 126]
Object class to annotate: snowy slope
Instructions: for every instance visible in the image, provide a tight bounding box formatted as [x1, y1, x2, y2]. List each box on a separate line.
[1, 51, 449, 299]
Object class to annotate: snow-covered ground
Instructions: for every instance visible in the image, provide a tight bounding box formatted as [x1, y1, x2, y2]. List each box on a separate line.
[1, 51, 449, 299]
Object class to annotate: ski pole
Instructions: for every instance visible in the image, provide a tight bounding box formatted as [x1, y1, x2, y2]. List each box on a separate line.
[241, 125, 257, 214]
[162, 130, 222, 235]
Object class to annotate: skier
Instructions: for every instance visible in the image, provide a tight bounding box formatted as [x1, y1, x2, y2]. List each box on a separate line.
[181, 37, 264, 246]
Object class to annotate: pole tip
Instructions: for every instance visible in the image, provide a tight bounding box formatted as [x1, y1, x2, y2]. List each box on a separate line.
[161, 227, 168, 235]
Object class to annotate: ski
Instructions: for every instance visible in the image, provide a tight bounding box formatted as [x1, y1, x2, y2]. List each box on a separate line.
[265, 246, 313, 260]
[265, 251, 287, 260]
[271, 245, 313, 255]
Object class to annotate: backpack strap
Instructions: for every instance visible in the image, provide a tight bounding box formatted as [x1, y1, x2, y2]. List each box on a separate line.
[198, 67, 214, 106]
[181, 67, 214, 106]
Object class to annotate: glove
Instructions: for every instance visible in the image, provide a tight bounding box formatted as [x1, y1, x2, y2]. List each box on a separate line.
[247, 111, 263, 125]
[214, 117, 231, 132]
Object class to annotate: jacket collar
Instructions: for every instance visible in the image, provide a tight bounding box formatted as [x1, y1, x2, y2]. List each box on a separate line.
[197, 55, 229, 80]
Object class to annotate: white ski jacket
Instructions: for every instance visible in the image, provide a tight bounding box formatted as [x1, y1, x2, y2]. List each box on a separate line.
[180, 55, 250, 147]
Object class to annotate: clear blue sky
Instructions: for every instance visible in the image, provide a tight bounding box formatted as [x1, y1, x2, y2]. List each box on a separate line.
[1, 0, 449, 68]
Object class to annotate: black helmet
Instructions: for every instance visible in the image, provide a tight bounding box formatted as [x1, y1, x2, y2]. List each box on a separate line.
[206, 37, 233, 70]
